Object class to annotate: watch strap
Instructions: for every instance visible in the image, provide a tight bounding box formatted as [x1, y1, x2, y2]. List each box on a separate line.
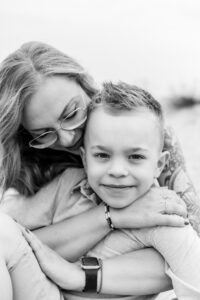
[81, 257, 101, 293]
[83, 268, 98, 292]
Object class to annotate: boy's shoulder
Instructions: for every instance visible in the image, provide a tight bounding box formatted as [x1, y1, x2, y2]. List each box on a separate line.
[58, 167, 87, 189]
[58, 168, 99, 204]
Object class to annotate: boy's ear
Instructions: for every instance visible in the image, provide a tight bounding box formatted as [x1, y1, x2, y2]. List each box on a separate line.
[155, 151, 170, 178]
[80, 146, 87, 170]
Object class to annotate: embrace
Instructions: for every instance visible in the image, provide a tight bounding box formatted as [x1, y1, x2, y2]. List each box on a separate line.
[0, 41, 200, 300]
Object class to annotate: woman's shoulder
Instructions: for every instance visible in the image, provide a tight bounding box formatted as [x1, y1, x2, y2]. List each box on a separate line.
[1, 188, 19, 202]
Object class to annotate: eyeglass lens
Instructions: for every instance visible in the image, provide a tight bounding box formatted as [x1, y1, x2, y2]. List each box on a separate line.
[29, 96, 87, 148]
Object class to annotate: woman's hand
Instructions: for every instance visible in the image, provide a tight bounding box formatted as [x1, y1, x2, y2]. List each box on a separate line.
[21, 227, 85, 291]
[111, 187, 188, 229]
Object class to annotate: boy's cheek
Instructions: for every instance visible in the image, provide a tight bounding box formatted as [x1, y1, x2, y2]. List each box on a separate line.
[87, 166, 103, 185]
[87, 160, 103, 173]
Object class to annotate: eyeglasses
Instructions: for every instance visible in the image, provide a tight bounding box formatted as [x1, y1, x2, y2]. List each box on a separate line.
[29, 94, 87, 149]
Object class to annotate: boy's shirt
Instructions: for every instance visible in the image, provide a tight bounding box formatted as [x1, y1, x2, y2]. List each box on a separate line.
[1, 167, 200, 299]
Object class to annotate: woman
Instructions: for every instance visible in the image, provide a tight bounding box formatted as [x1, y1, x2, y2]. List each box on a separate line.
[0, 41, 199, 299]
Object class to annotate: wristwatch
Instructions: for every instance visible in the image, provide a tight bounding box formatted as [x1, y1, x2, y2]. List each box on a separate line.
[81, 256, 102, 292]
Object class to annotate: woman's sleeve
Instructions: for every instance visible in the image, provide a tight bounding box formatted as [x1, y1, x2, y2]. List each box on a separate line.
[158, 125, 200, 235]
[0, 181, 60, 229]
[92, 248, 172, 296]
[0, 168, 87, 229]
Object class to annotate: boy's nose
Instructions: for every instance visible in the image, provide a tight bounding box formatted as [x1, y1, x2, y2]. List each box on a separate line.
[107, 162, 128, 177]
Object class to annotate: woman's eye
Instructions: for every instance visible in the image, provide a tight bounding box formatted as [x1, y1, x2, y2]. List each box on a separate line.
[36, 131, 52, 141]
[64, 110, 77, 120]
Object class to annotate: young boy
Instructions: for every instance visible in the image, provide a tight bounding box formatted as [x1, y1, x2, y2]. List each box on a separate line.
[2, 82, 200, 299]
[76, 82, 200, 299]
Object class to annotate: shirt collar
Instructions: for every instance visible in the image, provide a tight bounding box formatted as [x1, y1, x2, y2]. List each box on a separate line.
[72, 178, 101, 204]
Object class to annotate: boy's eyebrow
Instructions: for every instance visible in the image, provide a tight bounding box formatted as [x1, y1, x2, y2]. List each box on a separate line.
[29, 95, 81, 133]
[128, 147, 149, 152]
[91, 145, 108, 150]
[91, 145, 148, 152]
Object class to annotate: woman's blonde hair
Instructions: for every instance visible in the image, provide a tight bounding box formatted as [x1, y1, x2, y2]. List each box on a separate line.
[0, 41, 98, 196]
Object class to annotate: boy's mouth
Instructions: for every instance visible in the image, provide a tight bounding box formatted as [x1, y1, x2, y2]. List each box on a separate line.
[101, 184, 135, 190]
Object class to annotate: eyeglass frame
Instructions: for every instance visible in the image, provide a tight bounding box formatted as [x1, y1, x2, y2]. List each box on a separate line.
[28, 92, 88, 149]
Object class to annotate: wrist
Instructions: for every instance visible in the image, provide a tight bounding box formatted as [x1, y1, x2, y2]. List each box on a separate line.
[110, 206, 138, 229]
[97, 204, 112, 233]
[59, 261, 85, 291]
[109, 207, 121, 229]
[71, 263, 86, 291]
[104, 204, 115, 230]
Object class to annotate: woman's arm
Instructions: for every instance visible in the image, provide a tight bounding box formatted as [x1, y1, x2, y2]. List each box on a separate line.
[159, 126, 200, 235]
[1, 187, 187, 261]
[102, 249, 172, 295]
[23, 227, 172, 295]
[34, 187, 187, 261]
[34, 204, 110, 262]
[159, 126, 186, 188]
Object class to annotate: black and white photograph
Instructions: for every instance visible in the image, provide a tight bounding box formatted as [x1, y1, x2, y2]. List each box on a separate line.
[0, 1, 200, 299]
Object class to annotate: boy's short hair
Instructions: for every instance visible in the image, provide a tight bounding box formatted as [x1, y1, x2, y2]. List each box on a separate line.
[88, 81, 165, 149]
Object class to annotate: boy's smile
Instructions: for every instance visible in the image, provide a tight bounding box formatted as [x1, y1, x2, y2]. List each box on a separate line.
[82, 107, 167, 209]
[99, 184, 137, 201]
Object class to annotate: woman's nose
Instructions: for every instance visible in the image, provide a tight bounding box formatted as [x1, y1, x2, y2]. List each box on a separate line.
[57, 129, 75, 147]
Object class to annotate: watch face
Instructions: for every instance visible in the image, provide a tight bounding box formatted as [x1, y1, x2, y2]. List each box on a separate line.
[81, 257, 100, 269]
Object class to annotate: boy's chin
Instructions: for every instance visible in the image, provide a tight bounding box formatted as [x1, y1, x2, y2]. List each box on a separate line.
[102, 198, 135, 209]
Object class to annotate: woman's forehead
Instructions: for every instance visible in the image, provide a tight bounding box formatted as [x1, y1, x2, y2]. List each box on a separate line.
[22, 76, 88, 131]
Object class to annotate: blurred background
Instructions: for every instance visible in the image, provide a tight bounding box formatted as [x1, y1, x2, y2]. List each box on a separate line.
[1, 0, 200, 193]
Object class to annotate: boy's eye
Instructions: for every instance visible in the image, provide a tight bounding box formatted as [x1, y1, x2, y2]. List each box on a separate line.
[129, 154, 145, 160]
[94, 153, 110, 160]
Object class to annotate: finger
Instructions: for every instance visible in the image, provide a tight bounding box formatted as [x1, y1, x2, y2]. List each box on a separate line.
[21, 227, 44, 254]
[154, 215, 189, 227]
[177, 197, 187, 210]
[164, 203, 187, 218]
[16, 222, 26, 231]
[163, 191, 187, 208]
[169, 194, 187, 209]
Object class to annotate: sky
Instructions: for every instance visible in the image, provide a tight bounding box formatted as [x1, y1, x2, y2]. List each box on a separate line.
[1, 0, 200, 100]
